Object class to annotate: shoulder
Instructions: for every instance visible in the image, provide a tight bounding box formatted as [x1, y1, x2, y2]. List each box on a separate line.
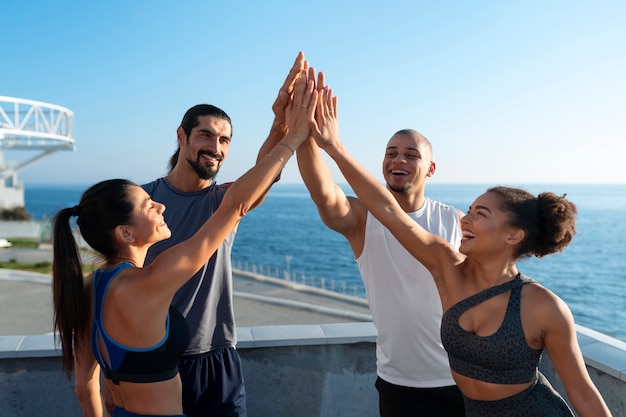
[522, 280, 574, 328]
[425, 197, 463, 221]
[83, 273, 96, 311]
[141, 177, 165, 194]
[426, 197, 459, 213]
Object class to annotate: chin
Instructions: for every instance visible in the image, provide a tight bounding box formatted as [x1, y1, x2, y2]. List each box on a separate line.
[160, 228, 172, 239]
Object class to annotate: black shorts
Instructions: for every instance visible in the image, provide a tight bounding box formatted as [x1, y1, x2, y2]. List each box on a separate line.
[375, 376, 466, 417]
[178, 347, 246, 417]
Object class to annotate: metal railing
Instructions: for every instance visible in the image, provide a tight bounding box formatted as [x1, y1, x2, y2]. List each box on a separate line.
[233, 259, 366, 299]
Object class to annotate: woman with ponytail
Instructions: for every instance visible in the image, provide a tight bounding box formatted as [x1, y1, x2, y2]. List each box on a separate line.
[52, 67, 316, 417]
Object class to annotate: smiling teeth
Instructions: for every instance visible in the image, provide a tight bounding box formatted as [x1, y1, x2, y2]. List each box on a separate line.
[463, 231, 476, 238]
[391, 170, 408, 175]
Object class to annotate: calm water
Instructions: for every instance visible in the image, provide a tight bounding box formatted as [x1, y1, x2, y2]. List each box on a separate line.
[24, 183, 626, 342]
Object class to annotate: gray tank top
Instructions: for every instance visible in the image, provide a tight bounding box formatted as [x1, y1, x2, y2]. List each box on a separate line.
[441, 273, 543, 384]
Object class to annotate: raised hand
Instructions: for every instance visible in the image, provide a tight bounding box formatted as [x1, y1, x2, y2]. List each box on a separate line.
[309, 79, 339, 148]
[271, 52, 308, 131]
[284, 68, 317, 149]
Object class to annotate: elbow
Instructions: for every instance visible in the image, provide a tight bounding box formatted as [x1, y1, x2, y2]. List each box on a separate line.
[222, 188, 256, 219]
[75, 386, 96, 408]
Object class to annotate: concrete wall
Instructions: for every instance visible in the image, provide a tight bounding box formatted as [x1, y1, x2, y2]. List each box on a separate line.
[1, 323, 625, 417]
[0, 186, 24, 210]
[0, 220, 40, 239]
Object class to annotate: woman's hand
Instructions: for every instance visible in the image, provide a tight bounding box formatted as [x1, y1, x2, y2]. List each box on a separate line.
[283, 67, 317, 149]
[309, 79, 340, 149]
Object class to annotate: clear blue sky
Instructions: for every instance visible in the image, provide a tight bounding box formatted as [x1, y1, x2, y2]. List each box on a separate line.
[2, 0, 625, 186]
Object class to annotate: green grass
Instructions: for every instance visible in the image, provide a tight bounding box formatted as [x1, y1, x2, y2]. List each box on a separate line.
[0, 259, 53, 274]
[4, 238, 40, 248]
[0, 238, 97, 274]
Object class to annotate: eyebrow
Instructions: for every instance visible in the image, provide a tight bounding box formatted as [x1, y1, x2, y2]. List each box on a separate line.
[197, 128, 217, 136]
[474, 205, 493, 214]
[386, 146, 420, 152]
[197, 127, 231, 140]
[140, 196, 152, 210]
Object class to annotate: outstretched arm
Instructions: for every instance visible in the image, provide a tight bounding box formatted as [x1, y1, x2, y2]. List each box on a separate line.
[231, 51, 306, 210]
[309, 89, 461, 278]
[144, 68, 318, 299]
[296, 71, 367, 254]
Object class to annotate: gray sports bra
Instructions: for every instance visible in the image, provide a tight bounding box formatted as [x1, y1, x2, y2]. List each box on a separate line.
[441, 273, 543, 384]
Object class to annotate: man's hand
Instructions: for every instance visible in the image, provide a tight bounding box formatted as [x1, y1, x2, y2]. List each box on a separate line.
[269, 51, 308, 140]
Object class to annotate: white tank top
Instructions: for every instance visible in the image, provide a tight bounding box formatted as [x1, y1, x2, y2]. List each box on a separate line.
[356, 197, 462, 388]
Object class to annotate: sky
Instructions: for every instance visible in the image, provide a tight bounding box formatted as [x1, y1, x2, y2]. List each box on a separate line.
[1, 0, 625, 186]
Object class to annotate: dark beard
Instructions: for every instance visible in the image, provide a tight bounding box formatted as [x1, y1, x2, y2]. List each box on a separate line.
[186, 155, 221, 180]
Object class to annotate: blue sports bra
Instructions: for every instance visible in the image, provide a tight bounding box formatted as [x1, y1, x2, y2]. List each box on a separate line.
[90, 263, 190, 385]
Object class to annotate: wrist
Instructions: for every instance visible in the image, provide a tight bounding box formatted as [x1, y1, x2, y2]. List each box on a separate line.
[277, 141, 295, 154]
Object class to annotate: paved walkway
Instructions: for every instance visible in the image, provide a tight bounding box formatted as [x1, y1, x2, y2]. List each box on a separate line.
[0, 248, 372, 336]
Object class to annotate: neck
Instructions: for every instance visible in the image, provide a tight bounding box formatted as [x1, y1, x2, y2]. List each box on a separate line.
[106, 258, 137, 269]
[464, 258, 519, 289]
[391, 188, 426, 213]
[108, 246, 148, 270]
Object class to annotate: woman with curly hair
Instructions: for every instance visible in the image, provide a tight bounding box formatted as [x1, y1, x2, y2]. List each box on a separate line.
[306, 83, 612, 416]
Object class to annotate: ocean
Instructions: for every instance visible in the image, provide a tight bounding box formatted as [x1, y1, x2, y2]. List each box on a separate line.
[23, 182, 626, 342]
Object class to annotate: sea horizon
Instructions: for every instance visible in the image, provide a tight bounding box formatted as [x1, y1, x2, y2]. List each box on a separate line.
[18, 182, 626, 342]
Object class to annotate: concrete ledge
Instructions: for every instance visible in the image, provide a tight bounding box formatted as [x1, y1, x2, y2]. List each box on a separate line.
[0, 322, 378, 358]
[1, 323, 625, 417]
[237, 322, 377, 348]
[576, 325, 626, 381]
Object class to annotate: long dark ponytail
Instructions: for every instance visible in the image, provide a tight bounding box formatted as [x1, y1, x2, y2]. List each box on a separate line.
[52, 205, 88, 379]
[52, 179, 136, 379]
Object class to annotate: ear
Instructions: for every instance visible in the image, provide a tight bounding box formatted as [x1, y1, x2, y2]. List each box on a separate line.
[426, 161, 436, 177]
[176, 126, 186, 147]
[506, 228, 525, 246]
[114, 225, 136, 244]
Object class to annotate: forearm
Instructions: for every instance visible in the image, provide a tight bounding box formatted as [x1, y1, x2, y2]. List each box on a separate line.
[297, 138, 340, 206]
[320, 141, 397, 217]
[228, 141, 296, 214]
[156, 145, 295, 290]
[571, 393, 612, 417]
[249, 119, 286, 203]
[256, 118, 288, 164]
[76, 386, 104, 417]
[74, 333, 103, 417]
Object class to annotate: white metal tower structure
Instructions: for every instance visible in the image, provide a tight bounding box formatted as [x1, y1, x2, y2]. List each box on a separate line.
[0, 96, 75, 209]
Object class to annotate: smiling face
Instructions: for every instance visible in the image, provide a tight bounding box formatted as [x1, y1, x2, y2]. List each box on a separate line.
[178, 114, 232, 180]
[126, 185, 171, 246]
[382, 132, 435, 195]
[460, 191, 523, 258]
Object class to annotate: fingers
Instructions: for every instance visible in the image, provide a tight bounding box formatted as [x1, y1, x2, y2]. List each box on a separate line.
[272, 52, 308, 116]
[282, 51, 306, 95]
[317, 71, 326, 92]
[315, 86, 336, 118]
[293, 67, 316, 109]
[326, 88, 337, 118]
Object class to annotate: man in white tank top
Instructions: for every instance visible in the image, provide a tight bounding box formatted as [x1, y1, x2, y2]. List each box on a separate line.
[297, 129, 466, 417]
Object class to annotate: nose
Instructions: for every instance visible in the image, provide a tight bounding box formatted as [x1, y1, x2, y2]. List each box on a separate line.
[158, 202, 166, 214]
[204, 136, 221, 154]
